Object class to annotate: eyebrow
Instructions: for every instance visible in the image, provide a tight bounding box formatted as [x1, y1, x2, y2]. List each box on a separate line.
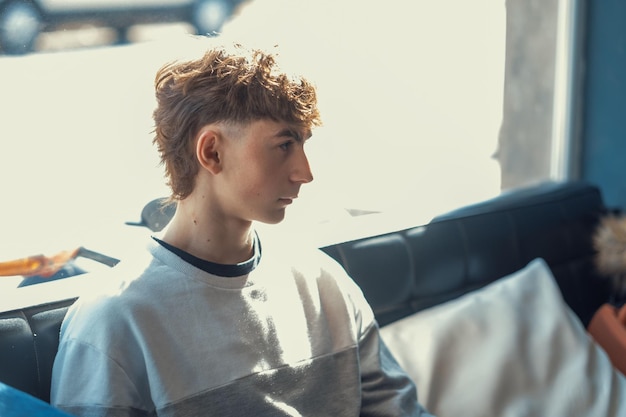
[276, 128, 311, 143]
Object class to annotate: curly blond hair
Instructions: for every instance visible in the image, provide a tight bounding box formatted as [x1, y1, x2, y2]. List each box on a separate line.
[594, 214, 626, 296]
[152, 43, 322, 200]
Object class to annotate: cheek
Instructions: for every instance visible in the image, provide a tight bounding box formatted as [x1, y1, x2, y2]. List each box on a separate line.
[231, 149, 281, 200]
[244, 184, 263, 198]
[234, 164, 269, 198]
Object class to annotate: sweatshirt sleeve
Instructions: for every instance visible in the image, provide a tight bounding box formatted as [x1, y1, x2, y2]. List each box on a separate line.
[358, 324, 436, 417]
[51, 338, 151, 417]
[317, 251, 435, 416]
[50, 293, 154, 417]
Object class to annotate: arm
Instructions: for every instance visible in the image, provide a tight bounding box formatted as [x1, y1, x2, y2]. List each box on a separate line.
[358, 323, 436, 417]
[316, 252, 435, 416]
[51, 339, 151, 417]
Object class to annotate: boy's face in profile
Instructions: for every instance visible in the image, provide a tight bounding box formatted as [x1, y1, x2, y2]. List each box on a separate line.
[216, 118, 314, 225]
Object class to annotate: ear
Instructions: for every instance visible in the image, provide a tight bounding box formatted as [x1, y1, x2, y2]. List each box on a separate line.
[196, 127, 222, 175]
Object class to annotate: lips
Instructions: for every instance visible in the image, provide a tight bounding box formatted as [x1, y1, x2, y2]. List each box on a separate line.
[278, 196, 297, 204]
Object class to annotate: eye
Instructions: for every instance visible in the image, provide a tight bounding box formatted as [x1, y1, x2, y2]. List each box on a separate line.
[279, 140, 294, 151]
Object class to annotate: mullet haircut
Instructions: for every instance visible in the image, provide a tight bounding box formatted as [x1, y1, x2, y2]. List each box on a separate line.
[152, 43, 322, 200]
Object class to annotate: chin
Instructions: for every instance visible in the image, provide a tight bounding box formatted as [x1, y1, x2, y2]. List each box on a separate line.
[258, 210, 287, 225]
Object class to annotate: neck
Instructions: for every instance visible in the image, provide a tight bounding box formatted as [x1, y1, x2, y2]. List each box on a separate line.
[160, 198, 255, 265]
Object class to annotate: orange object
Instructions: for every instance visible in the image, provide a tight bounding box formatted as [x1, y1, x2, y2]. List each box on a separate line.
[0, 249, 79, 278]
[617, 304, 626, 325]
[588, 303, 626, 375]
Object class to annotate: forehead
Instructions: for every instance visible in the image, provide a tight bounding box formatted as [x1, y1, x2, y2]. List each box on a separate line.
[224, 119, 312, 139]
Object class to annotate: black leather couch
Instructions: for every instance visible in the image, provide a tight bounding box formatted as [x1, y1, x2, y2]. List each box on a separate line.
[0, 180, 614, 404]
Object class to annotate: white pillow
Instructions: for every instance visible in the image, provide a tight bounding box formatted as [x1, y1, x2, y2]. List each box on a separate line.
[380, 258, 626, 417]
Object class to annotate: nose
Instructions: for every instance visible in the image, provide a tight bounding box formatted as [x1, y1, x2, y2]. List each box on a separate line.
[290, 146, 314, 184]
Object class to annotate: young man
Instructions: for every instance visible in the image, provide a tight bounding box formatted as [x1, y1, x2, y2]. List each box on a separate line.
[51, 43, 434, 417]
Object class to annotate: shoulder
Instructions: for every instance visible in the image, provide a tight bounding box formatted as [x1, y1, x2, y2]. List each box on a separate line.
[59, 248, 167, 346]
[259, 230, 375, 325]
[60, 280, 135, 349]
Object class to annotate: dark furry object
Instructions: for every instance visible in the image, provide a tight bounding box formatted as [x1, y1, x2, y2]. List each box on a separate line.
[594, 214, 626, 297]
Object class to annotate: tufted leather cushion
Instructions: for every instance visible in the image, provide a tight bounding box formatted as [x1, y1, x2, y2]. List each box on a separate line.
[322, 181, 612, 327]
[0, 300, 75, 402]
[0, 180, 613, 403]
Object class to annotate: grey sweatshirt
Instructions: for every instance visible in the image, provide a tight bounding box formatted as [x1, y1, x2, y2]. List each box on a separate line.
[51, 235, 433, 417]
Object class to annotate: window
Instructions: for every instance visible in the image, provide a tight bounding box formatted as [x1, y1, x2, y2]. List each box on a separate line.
[0, 0, 581, 280]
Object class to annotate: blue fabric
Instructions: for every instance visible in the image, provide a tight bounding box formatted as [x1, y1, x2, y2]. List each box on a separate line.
[0, 382, 73, 417]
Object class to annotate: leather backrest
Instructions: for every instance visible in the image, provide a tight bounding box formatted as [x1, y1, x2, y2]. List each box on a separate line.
[0, 180, 612, 403]
[0, 299, 75, 402]
[321, 181, 612, 327]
